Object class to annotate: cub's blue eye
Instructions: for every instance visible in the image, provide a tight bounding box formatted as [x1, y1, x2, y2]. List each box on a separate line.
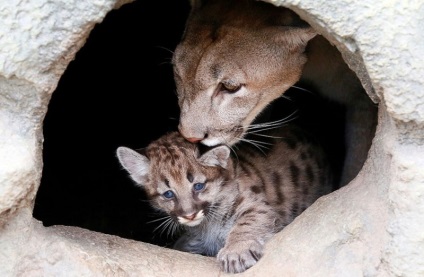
[162, 190, 174, 199]
[193, 183, 205, 192]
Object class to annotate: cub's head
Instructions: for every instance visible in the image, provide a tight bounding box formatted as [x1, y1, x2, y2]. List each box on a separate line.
[173, 0, 316, 146]
[116, 132, 232, 227]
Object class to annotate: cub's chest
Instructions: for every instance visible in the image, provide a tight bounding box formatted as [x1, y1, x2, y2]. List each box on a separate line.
[189, 214, 235, 253]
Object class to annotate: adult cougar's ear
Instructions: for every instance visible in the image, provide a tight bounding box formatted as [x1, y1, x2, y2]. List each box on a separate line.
[272, 27, 317, 51]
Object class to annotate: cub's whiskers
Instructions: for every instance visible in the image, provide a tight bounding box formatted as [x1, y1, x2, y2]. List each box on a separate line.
[149, 215, 181, 239]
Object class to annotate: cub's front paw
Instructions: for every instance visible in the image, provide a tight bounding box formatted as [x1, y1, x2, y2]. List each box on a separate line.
[217, 240, 263, 273]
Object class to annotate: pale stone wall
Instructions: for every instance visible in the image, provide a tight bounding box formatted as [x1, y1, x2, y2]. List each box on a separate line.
[0, 0, 423, 276]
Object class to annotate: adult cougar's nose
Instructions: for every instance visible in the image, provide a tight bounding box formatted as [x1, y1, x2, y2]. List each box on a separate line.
[185, 136, 202, 143]
[178, 125, 206, 143]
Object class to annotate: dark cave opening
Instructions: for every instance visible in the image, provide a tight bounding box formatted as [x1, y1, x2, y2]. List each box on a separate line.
[33, 0, 347, 248]
[33, 0, 190, 247]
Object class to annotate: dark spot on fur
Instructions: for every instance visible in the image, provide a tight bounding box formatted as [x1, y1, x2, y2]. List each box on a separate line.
[272, 172, 285, 204]
[162, 153, 171, 163]
[272, 171, 281, 184]
[234, 196, 244, 208]
[221, 178, 230, 186]
[290, 162, 300, 187]
[277, 209, 287, 218]
[170, 158, 176, 166]
[300, 151, 308, 160]
[291, 202, 300, 216]
[251, 185, 262, 194]
[163, 178, 170, 188]
[187, 173, 193, 182]
[239, 163, 252, 177]
[172, 151, 179, 159]
[306, 164, 314, 183]
[222, 202, 237, 222]
[238, 155, 267, 194]
[199, 201, 209, 211]
[162, 141, 172, 149]
[239, 208, 255, 218]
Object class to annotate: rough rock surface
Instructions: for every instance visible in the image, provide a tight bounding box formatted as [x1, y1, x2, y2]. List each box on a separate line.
[0, 0, 423, 276]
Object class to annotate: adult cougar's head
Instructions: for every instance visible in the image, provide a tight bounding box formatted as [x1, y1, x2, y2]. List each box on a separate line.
[173, 0, 316, 146]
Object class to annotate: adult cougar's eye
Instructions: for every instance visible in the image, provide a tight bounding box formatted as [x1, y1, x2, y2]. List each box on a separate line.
[219, 81, 242, 94]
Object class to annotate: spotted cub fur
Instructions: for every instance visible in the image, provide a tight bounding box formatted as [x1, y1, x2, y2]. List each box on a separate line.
[116, 125, 332, 273]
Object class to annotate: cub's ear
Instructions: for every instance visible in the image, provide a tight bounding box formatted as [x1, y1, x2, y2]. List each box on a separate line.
[198, 145, 231, 168]
[116, 146, 150, 186]
[273, 27, 317, 50]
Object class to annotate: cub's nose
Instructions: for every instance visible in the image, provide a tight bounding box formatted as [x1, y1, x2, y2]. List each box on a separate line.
[182, 213, 197, 220]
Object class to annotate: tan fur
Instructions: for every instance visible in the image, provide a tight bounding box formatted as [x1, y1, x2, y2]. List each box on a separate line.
[173, 0, 377, 186]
